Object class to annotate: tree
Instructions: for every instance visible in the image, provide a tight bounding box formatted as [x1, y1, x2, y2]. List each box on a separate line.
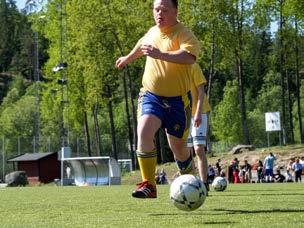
[212, 80, 243, 144]
[248, 71, 282, 146]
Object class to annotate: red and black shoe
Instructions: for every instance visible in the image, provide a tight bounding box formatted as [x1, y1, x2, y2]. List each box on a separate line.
[132, 181, 157, 199]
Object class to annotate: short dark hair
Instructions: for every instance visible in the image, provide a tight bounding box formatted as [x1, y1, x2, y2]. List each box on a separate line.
[171, 0, 178, 8]
[154, 0, 178, 9]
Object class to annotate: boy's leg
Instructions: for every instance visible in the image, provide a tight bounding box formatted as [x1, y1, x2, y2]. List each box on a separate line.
[191, 114, 209, 191]
[132, 114, 161, 199]
[167, 134, 193, 174]
[165, 92, 193, 175]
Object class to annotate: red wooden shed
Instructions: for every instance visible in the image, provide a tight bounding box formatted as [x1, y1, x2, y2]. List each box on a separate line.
[8, 152, 60, 184]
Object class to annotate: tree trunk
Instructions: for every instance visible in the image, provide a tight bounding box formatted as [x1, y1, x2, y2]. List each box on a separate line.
[236, 55, 250, 145]
[295, 18, 304, 143]
[84, 111, 92, 156]
[107, 87, 118, 160]
[207, 27, 216, 102]
[93, 102, 101, 156]
[126, 66, 138, 156]
[235, 0, 250, 145]
[279, 0, 286, 144]
[122, 71, 136, 169]
[286, 70, 294, 143]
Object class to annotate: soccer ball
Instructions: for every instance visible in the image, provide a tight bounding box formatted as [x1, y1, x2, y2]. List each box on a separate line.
[212, 176, 228, 191]
[170, 174, 207, 211]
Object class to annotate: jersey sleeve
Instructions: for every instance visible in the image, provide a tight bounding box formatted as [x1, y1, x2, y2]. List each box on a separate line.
[193, 64, 207, 87]
[179, 29, 201, 59]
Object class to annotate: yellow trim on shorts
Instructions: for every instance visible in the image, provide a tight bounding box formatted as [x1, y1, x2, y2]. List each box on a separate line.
[182, 93, 192, 140]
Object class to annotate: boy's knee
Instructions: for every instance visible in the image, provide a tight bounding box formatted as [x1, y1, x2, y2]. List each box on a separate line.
[194, 145, 206, 157]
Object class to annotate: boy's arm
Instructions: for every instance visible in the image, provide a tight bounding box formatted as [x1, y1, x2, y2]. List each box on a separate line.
[115, 40, 143, 69]
[193, 84, 205, 128]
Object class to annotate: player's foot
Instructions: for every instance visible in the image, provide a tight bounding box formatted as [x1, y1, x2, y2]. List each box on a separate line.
[173, 165, 194, 178]
[132, 181, 157, 199]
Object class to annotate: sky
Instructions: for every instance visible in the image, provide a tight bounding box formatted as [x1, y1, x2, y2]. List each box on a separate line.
[15, 0, 26, 10]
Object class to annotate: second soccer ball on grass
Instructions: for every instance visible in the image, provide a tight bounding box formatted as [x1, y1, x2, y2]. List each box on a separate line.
[212, 176, 228, 191]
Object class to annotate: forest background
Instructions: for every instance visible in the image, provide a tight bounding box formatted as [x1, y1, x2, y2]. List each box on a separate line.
[0, 0, 303, 171]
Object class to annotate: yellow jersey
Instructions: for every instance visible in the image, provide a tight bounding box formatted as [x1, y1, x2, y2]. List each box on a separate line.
[191, 63, 211, 115]
[139, 23, 201, 97]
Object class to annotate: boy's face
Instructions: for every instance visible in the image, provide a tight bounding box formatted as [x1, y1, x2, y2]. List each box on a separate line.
[153, 0, 177, 28]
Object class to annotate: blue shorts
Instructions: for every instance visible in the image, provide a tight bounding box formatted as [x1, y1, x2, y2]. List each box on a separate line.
[137, 91, 192, 140]
[265, 169, 273, 176]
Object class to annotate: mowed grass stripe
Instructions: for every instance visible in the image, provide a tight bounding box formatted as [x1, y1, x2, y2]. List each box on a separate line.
[0, 183, 303, 227]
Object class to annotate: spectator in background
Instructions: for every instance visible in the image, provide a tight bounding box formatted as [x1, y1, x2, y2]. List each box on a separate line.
[155, 169, 167, 185]
[215, 159, 222, 176]
[207, 165, 216, 184]
[274, 169, 285, 183]
[234, 157, 240, 167]
[292, 158, 303, 183]
[300, 157, 304, 173]
[220, 170, 226, 178]
[227, 161, 235, 183]
[286, 169, 293, 182]
[286, 159, 294, 172]
[263, 152, 276, 182]
[257, 160, 264, 183]
[232, 159, 241, 184]
[242, 160, 252, 183]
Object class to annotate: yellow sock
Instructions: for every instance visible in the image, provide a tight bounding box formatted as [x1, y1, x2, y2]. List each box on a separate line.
[136, 150, 157, 185]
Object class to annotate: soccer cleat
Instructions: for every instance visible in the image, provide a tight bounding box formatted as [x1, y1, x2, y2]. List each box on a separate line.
[132, 181, 157, 199]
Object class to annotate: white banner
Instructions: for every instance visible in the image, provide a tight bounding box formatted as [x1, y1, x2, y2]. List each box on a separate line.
[265, 112, 281, 132]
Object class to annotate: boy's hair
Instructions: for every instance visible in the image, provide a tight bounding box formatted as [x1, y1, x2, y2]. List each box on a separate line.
[154, 0, 178, 8]
[171, 0, 178, 8]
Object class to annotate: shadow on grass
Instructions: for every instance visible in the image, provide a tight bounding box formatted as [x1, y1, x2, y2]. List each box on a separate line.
[215, 193, 304, 197]
[149, 213, 236, 225]
[214, 208, 304, 214]
[228, 188, 303, 192]
[149, 211, 219, 216]
[203, 221, 236, 225]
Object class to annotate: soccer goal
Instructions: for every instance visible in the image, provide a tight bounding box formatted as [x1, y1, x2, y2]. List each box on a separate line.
[118, 159, 133, 173]
[61, 155, 121, 186]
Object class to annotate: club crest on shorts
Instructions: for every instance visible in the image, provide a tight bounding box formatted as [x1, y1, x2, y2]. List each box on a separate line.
[174, 124, 180, 131]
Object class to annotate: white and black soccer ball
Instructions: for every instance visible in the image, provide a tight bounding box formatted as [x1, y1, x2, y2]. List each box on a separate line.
[170, 174, 207, 211]
[212, 176, 228, 191]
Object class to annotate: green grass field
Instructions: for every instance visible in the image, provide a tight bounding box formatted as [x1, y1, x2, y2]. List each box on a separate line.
[0, 183, 303, 227]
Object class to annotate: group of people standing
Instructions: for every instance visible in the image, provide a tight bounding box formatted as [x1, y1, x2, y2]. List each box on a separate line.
[286, 157, 304, 182]
[257, 153, 303, 183]
[223, 153, 303, 184]
[226, 158, 252, 184]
